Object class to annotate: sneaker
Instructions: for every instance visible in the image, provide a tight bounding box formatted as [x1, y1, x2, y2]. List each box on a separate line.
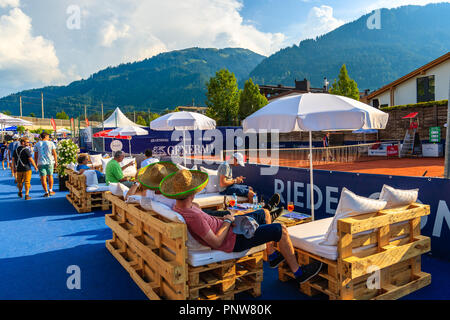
[264, 193, 281, 211]
[49, 191, 56, 196]
[18, 192, 23, 198]
[25, 195, 31, 200]
[268, 253, 285, 268]
[43, 193, 49, 198]
[295, 261, 323, 284]
[270, 206, 284, 221]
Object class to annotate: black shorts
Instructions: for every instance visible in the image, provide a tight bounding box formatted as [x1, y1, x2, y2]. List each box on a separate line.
[232, 210, 283, 252]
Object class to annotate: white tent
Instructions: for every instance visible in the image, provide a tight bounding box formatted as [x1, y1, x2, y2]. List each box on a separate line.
[97, 108, 143, 128]
[243, 93, 389, 220]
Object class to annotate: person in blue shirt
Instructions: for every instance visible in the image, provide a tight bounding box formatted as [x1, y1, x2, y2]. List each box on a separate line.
[76, 154, 105, 183]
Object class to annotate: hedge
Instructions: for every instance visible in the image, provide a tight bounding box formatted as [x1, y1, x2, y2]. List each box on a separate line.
[380, 100, 448, 111]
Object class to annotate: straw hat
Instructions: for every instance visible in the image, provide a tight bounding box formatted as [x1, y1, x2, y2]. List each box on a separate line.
[137, 161, 179, 190]
[160, 169, 209, 200]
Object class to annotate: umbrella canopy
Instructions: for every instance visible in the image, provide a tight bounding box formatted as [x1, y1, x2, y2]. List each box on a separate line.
[242, 93, 389, 220]
[243, 93, 388, 132]
[150, 111, 216, 131]
[107, 126, 148, 137]
[93, 129, 130, 139]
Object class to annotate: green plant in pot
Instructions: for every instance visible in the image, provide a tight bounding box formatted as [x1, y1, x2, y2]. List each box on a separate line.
[57, 139, 79, 191]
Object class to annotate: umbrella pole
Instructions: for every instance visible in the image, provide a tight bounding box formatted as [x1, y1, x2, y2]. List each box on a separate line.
[183, 131, 187, 167]
[309, 131, 315, 221]
[129, 138, 132, 157]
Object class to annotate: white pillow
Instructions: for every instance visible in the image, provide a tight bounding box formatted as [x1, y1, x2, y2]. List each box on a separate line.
[108, 182, 129, 198]
[83, 170, 98, 188]
[122, 157, 137, 177]
[90, 154, 103, 167]
[101, 158, 112, 174]
[199, 166, 220, 194]
[145, 189, 177, 207]
[321, 188, 387, 246]
[145, 199, 211, 251]
[66, 163, 76, 171]
[379, 185, 419, 209]
[177, 163, 198, 171]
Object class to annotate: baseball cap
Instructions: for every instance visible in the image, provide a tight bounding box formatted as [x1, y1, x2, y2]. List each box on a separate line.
[232, 152, 245, 167]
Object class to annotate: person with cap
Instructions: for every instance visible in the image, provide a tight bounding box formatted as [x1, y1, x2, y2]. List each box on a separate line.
[105, 150, 136, 188]
[160, 169, 324, 285]
[34, 132, 58, 197]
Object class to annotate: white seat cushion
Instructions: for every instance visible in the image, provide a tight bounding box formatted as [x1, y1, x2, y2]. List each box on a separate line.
[288, 218, 338, 261]
[188, 244, 266, 267]
[89, 154, 103, 167]
[194, 193, 247, 208]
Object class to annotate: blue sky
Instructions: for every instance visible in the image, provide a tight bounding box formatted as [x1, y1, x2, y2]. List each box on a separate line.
[0, 0, 448, 97]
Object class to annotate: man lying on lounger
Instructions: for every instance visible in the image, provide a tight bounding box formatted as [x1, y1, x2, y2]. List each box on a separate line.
[160, 169, 323, 285]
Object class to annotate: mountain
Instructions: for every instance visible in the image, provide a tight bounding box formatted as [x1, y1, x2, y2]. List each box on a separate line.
[249, 3, 450, 91]
[0, 47, 265, 117]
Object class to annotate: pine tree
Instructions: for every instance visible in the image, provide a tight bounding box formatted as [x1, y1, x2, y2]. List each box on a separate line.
[329, 64, 360, 101]
[205, 69, 240, 126]
[238, 78, 268, 121]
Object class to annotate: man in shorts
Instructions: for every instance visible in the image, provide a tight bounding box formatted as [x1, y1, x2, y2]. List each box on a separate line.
[12, 137, 38, 200]
[160, 169, 323, 285]
[34, 132, 58, 197]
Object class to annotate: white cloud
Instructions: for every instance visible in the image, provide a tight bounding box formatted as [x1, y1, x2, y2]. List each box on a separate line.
[0, 7, 63, 92]
[100, 20, 130, 47]
[0, 0, 19, 8]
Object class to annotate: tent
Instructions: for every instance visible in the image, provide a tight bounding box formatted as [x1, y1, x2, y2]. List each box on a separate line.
[96, 108, 143, 128]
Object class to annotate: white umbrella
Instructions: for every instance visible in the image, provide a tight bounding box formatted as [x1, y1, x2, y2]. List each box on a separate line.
[0, 113, 33, 141]
[243, 93, 389, 220]
[107, 126, 148, 156]
[57, 128, 71, 134]
[150, 111, 216, 165]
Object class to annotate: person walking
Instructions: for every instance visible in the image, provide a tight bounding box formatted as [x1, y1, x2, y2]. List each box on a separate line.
[8, 135, 20, 181]
[12, 137, 38, 200]
[1, 142, 8, 170]
[34, 132, 58, 197]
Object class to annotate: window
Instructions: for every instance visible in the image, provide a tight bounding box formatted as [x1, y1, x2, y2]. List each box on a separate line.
[372, 99, 380, 108]
[417, 75, 435, 103]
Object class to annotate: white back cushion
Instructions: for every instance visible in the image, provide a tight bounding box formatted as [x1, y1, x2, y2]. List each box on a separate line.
[109, 182, 129, 198]
[67, 163, 76, 171]
[145, 190, 176, 207]
[90, 154, 103, 167]
[83, 170, 98, 188]
[321, 188, 387, 246]
[101, 158, 112, 174]
[199, 166, 219, 194]
[141, 198, 210, 251]
[122, 157, 137, 177]
[379, 185, 418, 209]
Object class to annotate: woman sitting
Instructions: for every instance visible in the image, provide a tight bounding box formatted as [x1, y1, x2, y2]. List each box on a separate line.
[76, 154, 106, 183]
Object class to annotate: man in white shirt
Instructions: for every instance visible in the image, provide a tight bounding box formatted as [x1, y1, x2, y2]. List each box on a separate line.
[140, 149, 159, 168]
[34, 132, 58, 197]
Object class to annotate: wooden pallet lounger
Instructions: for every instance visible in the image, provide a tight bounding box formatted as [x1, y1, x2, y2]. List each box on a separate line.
[104, 192, 264, 300]
[278, 203, 431, 300]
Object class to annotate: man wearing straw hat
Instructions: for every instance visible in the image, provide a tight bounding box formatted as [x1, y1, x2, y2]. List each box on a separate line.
[160, 169, 324, 285]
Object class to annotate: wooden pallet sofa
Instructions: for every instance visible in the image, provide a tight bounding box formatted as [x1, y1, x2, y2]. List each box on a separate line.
[278, 202, 431, 300]
[104, 192, 265, 300]
[65, 168, 111, 213]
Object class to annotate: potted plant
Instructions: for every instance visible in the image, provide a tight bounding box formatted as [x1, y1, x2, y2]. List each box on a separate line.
[57, 139, 79, 192]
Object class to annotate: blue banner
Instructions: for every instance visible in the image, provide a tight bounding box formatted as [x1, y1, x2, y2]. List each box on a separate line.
[229, 164, 450, 260]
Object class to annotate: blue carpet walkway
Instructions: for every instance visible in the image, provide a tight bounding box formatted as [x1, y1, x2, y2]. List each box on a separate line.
[0, 169, 449, 300]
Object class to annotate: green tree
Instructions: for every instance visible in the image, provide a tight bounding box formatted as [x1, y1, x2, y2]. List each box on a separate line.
[329, 64, 360, 101]
[17, 126, 25, 134]
[29, 112, 36, 117]
[2, 110, 12, 115]
[56, 110, 69, 120]
[238, 78, 268, 121]
[205, 69, 240, 126]
[136, 115, 147, 126]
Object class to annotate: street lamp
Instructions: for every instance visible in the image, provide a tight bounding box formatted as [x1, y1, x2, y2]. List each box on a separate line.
[323, 77, 329, 92]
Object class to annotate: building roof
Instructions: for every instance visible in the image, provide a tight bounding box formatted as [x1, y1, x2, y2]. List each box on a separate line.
[366, 52, 450, 100]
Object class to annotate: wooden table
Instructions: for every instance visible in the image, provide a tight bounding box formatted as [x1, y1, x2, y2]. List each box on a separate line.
[274, 210, 312, 227]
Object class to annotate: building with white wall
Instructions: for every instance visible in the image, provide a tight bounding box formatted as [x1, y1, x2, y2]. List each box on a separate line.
[366, 52, 450, 108]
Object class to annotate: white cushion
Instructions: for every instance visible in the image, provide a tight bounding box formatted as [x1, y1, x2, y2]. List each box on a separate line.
[199, 166, 220, 193]
[83, 170, 98, 188]
[109, 182, 129, 198]
[122, 157, 137, 177]
[321, 188, 387, 246]
[188, 244, 266, 267]
[194, 193, 247, 208]
[379, 185, 418, 209]
[66, 163, 77, 171]
[89, 154, 103, 167]
[86, 183, 110, 193]
[146, 200, 210, 251]
[101, 158, 112, 174]
[177, 163, 198, 171]
[144, 190, 176, 207]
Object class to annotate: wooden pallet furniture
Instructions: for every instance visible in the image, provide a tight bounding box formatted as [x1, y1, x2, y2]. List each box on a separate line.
[104, 192, 264, 300]
[65, 169, 111, 213]
[278, 203, 431, 300]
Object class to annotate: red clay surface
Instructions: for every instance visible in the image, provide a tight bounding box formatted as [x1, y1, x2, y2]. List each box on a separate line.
[192, 156, 445, 178]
